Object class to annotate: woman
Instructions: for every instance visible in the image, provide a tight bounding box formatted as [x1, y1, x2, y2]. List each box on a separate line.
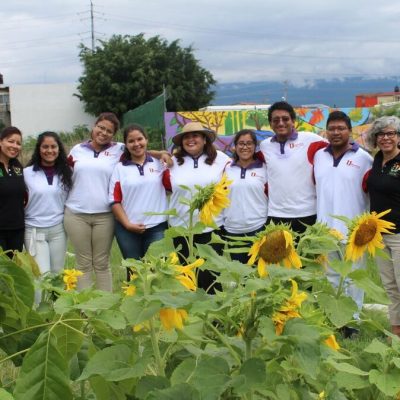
[109, 124, 168, 273]
[0, 126, 25, 255]
[223, 129, 268, 263]
[366, 116, 400, 337]
[64, 112, 124, 291]
[163, 121, 230, 292]
[24, 132, 72, 273]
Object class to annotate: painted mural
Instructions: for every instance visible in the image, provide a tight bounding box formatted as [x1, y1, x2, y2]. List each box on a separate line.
[164, 107, 373, 154]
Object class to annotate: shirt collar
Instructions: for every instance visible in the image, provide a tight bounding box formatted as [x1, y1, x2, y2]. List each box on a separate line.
[271, 129, 298, 143]
[122, 153, 154, 166]
[230, 158, 263, 169]
[81, 140, 115, 151]
[324, 141, 359, 154]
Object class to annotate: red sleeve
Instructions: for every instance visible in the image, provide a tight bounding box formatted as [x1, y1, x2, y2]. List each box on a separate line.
[162, 169, 172, 192]
[264, 182, 268, 197]
[362, 169, 371, 193]
[113, 181, 123, 203]
[67, 155, 75, 168]
[256, 150, 265, 162]
[307, 141, 328, 165]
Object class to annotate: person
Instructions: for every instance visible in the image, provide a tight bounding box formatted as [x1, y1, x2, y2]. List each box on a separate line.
[223, 129, 268, 263]
[24, 131, 72, 274]
[260, 101, 327, 234]
[64, 112, 124, 291]
[109, 124, 168, 275]
[366, 116, 400, 337]
[0, 126, 25, 255]
[163, 121, 230, 293]
[314, 111, 372, 336]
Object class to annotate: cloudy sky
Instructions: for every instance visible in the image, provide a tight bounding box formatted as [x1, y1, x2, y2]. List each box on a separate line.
[1, 0, 400, 88]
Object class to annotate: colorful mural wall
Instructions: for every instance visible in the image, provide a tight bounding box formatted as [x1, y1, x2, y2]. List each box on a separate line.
[164, 107, 373, 154]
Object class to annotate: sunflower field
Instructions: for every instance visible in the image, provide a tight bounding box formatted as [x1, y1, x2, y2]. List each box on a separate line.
[1, 177, 400, 399]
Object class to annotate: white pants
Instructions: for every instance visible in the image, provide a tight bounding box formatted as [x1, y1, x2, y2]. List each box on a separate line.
[326, 250, 365, 320]
[24, 223, 67, 274]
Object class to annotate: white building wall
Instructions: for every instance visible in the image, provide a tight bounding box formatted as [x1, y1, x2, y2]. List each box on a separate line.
[9, 83, 95, 137]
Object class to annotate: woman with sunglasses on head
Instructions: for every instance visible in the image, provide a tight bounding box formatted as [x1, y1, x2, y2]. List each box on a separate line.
[24, 132, 72, 274]
[109, 124, 168, 276]
[0, 126, 25, 255]
[366, 116, 400, 337]
[223, 129, 268, 263]
[64, 112, 124, 291]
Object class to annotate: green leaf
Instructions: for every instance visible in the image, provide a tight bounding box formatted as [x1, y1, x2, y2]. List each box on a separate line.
[13, 331, 73, 400]
[146, 383, 200, 400]
[52, 316, 84, 361]
[363, 338, 389, 355]
[369, 368, 400, 396]
[0, 389, 14, 400]
[89, 376, 126, 400]
[327, 359, 369, 376]
[235, 358, 266, 393]
[135, 376, 170, 399]
[348, 269, 390, 305]
[120, 297, 161, 325]
[333, 371, 369, 390]
[53, 294, 75, 314]
[170, 358, 196, 385]
[73, 292, 121, 311]
[96, 310, 127, 330]
[292, 340, 321, 379]
[317, 293, 357, 327]
[328, 258, 353, 277]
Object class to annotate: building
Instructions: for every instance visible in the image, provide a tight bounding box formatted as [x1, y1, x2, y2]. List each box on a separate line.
[0, 82, 95, 137]
[355, 87, 400, 107]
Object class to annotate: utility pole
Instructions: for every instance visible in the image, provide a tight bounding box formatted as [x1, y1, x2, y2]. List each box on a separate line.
[90, 0, 95, 52]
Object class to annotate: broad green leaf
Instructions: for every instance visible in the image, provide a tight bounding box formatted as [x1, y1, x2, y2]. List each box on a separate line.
[96, 310, 126, 330]
[393, 358, 400, 369]
[135, 376, 170, 399]
[120, 297, 161, 325]
[146, 383, 200, 400]
[369, 368, 400, 396]
[78, 344, 148, 381]
[89, 376, 126, 400]
[73, 292, 120, 311]
[363, 338, 389, 355]
[333, 371, 369, 390]
[284, 318, 321, 341]
[14, 251, 41, 277]
[0, 389, 14, 400]
[292, 340, 320, 379]
[170, 358, 196, 385]
[348, 269, 390, 305]
[53, 293, 75, 314]
[235, 358, 266, 394]
[328, 258, 353, 277]
[52, 316, 84, 361]
[327, 359, 369, 376]
[317, 293, 357, 327]
[13, 331, 73, 400]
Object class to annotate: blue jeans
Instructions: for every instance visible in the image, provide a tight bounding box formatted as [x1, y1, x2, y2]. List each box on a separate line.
[115, 220, 167, 260]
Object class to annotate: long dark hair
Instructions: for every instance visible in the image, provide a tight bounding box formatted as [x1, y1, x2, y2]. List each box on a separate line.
[175, 133, 217, 166]
[27, 131, 73, 190]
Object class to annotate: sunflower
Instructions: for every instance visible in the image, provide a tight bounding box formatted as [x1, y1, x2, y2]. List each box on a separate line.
[63, 269, 83, 291]
[159, 308, 188, 331]
[272, 279, 307, 335]
[248, 224, 302, 277]
[196, 173, 233, 226]
[324, 334, 340, 351]
[122, 283, 136, 296]
[168, 252, 204, 291]
[345, 209, 395, 262]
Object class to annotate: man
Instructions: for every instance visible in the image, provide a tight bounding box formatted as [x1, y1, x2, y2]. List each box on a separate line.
[260, 101, 327, 233]
[313, 110, 373, 335]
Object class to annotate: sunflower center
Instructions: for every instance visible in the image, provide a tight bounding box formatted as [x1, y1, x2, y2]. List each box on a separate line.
[259, 230, 291, 263]
[354, 221, 377, 246]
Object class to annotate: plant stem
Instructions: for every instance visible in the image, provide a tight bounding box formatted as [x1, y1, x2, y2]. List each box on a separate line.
[0, 348, 29, 364]
[149, 317, 165, 376]
[336, 276, 345, 299]
[188, 209, 194, 260]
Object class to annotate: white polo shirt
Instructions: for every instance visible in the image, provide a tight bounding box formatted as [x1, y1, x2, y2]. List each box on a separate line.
[164, 150, 230, 231]
[260, 131, 327, 218]
[224, 159, 268, 234]
[66, 141, 124, 214]
[314, 143, 372, 236]
[24, 165, 69, 227]
[109, 155, 168, 228]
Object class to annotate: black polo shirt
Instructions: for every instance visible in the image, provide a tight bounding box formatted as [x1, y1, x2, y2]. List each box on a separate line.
[367, 151, 400, 233]
[0, 158, 25, 230]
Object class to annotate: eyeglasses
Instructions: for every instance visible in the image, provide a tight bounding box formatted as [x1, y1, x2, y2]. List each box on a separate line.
[327, 126, 348, 133]
[376, 131, 397, 139]
[96, 124, 114, 135]
[237, 141, 255, 148]
[271, 116, 291, 124]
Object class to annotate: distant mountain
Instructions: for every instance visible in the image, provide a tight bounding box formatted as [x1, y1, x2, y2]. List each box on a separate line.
[213, 77, 400, 108]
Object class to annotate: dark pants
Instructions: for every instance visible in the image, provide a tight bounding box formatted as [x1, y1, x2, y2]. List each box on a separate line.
[115, 221, 167, 280]
[0, 228, 24, 257]
[266, 215, 316, 235]
[173, 230, 223, 294]
[222, 225, 266, 264]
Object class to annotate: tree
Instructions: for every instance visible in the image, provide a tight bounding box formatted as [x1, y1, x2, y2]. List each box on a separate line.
[77, 34, 216, 118]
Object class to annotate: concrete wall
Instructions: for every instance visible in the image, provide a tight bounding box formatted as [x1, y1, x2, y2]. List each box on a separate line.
[9, 83, 95, 137]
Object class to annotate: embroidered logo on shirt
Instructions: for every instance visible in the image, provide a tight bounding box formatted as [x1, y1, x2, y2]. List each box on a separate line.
[346, 160, 360, 169]
[388, 162, 400, 177]
[12, 166, 23, 176]
[289, 142, 304, 149]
